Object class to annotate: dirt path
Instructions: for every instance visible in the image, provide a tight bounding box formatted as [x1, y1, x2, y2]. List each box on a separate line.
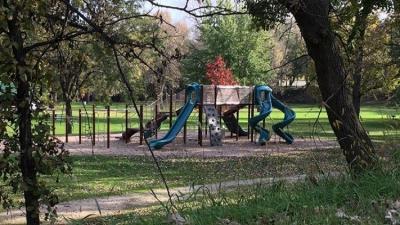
[0, 172, 340, 224]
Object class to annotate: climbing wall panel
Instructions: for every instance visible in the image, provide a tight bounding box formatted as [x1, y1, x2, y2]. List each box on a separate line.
[203, 105, 223, 146]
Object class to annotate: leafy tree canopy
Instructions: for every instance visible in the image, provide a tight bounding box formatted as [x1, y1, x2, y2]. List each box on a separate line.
[182, 0, 275, 85]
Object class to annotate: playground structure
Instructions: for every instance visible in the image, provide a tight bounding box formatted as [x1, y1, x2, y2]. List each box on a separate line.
[148, 83, 296, 150]
[47, 83, 295, 150]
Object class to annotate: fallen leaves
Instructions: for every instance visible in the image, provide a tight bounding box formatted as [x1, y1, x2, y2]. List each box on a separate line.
[385, 200, 400, 225]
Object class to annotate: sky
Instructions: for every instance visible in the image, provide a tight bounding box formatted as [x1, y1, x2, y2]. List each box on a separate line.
[143, 0, 199, 25]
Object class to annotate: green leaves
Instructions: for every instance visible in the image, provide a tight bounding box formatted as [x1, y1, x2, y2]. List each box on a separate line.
[182, 5, 275, 85]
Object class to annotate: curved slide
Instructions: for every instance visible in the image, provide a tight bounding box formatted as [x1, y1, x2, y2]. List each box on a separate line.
[249, 85, 273, 145]
[271, 95, 296, 144]
[249, 85, 296, 145]
[149, 83, 201, 150]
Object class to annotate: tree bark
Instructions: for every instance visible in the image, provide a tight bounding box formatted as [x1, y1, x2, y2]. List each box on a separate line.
[352, 48, 363, 116]
[347, 1, 373, 116]
[6, 5, 40, 224]
[282, 0, 378, 171]
[65, 98, 73, 134]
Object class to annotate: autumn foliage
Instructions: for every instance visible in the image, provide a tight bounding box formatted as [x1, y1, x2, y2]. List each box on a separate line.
[206, 56, 238, 85]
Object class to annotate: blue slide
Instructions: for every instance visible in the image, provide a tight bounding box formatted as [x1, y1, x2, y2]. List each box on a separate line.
[149, 83, 201, 150]
[249, 85, 273, 145]
[271, 95, 296, 144]
[250, 85, 296, 145]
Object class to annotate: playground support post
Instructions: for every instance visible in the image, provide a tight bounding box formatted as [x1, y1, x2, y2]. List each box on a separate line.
[247, 104, 250, 140]
[169, 89, 173, 129]
[52, 109, 55, 136]
[155, 104, 158, 139]
[198, 86, 203, 146]
[205, 123, 208, 137]
[125, 104, 128, 144]
[78, 108, 81, 144]
[219, 105, 222, 128]
[214, 85, 218, 109]
[236, 109, 239, 141]
[139, 105, 144, 145]
[92, 104, 96, 146]
[107, 105, 110, 148]
[230, 107, 233, 138]
[65, 106, 68, 143]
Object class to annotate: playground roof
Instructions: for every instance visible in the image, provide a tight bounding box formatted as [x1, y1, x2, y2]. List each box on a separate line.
[202, 85, 253, 105]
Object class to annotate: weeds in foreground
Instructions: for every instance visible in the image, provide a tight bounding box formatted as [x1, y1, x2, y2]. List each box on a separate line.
[66, 147, 400, 225]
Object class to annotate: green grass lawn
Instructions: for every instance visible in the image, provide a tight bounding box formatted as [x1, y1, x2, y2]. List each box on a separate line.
[43, 149, 345, 203]
[1, 149, 345, 210]
[48, 102, 400, 141]
[68, 149, 400, 225]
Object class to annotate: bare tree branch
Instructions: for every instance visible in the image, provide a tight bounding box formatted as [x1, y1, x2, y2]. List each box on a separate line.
[264, 54, 309, 73]
[146, 0, 246, 18]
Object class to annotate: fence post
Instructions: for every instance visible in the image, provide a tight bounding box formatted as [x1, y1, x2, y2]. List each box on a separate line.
[251, 91, 255, 143]
[140, 105, 144, 145]
[79, 108, 81, 144]
[125, 104, 128, 144]
[198, 86, 203, 146]
[92, 104, 95, 146]
[107, 105, 110, 148]
[52, 109, 55, 136]
[65, 106, 68, 143]
[183, 91, 187, 144]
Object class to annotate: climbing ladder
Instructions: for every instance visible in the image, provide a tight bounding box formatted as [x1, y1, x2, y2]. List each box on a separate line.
[203, 105, 223, 146]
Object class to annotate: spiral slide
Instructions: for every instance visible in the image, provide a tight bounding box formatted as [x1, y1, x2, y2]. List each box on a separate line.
[271, 95, 296, 144]
[249, 85, 273, 145]
[249, 85, 295, 145]
[149, 83, 201, 150]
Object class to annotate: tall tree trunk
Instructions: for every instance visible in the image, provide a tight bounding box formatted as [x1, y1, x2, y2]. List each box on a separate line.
[65, 98, 73, 134]
[352, 47, 363, 116]
[347, 1, 373, 116]
[282, 0, 378, 171]
[6, 8, 40, 225]
[17, 66, 40, 225]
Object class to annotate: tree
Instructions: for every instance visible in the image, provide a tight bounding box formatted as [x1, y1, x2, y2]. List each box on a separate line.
[206, 55, 238, 85]
[246, 0, 379, 171]
[52, 42, 96, 133]
[271, 22, 313, 87]
[0, 1, 75, 223]
[145, 11, 190, 100]
[182, 0, 274, 85]
[0, 0, 169, 224]
[358, 16, 400, 99]
[330, 1, 392, 115]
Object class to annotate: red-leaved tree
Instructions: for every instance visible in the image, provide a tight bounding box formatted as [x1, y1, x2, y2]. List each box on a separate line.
[206, 56, 238, 85]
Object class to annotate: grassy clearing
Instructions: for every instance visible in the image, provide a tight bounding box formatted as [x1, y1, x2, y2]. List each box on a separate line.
[0, 148, 345, 210]
[47, 103, 400, 141]
[43, 149, 345, 202]
[68, 149, 400, 225]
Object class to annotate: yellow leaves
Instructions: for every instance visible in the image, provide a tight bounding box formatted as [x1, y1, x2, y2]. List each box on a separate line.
[333, 120, 343, 129]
